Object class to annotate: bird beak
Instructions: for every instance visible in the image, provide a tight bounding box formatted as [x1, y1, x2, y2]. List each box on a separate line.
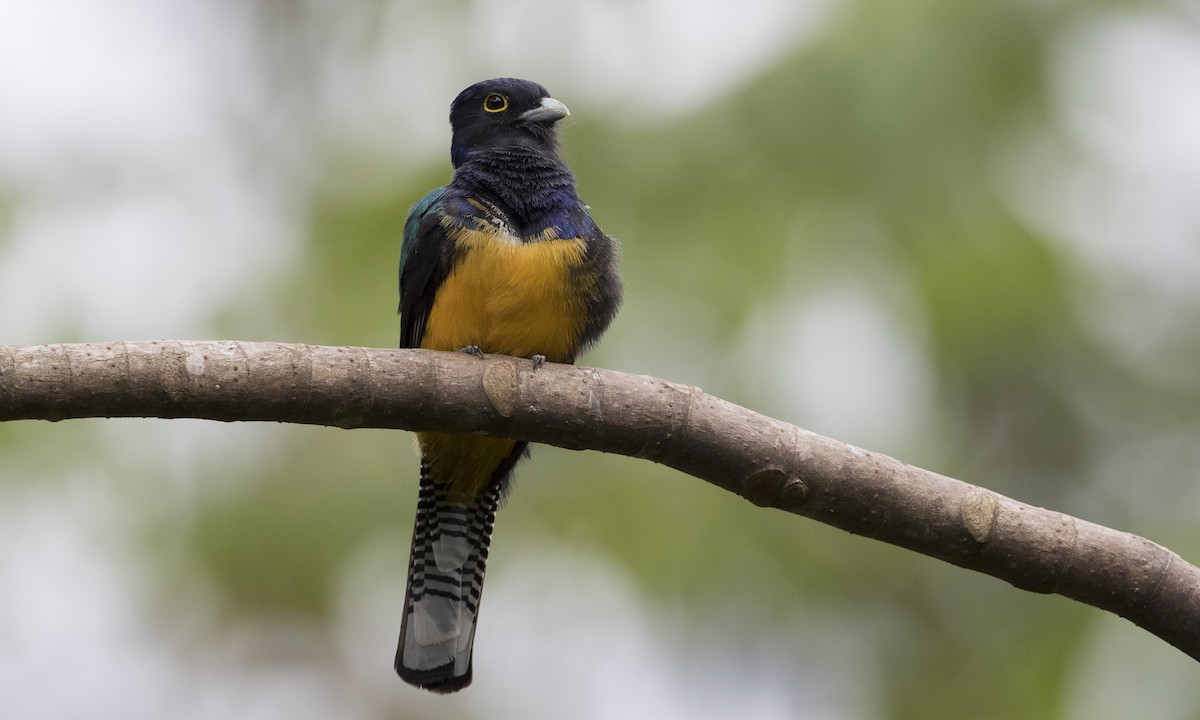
[519, 97, 570, 124]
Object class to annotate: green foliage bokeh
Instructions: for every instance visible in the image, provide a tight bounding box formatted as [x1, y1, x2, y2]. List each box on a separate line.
[10, 0, 1196, 717]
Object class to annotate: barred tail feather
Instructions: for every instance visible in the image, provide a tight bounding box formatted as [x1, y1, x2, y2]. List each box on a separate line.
[396, 461, 501, 693]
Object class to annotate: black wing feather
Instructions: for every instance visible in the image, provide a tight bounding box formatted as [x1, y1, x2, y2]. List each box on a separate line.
[399, 210, 456, 349]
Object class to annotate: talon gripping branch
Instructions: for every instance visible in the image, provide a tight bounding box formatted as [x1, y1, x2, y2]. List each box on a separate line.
[395, 78, 623, 692]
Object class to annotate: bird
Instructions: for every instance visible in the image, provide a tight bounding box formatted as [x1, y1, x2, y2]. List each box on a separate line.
[395, 78, 623, 693]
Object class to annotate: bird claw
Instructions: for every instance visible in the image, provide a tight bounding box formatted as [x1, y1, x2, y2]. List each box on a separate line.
[530, 354, 546, 370]
[460, 345, 485, 359]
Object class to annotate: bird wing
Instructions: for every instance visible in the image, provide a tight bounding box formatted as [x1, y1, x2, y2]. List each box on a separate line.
[399, 187, 454, 349]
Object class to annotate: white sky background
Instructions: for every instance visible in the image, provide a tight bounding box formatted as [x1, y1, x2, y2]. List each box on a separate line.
[1, 0, 1199, 717]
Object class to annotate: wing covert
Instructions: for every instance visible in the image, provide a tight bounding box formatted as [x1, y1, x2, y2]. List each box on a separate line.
[399, 188, 454, 349]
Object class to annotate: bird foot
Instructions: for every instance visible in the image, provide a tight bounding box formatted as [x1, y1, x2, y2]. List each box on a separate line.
[531, 354, 546, 370]
[459, 345, 486, 359]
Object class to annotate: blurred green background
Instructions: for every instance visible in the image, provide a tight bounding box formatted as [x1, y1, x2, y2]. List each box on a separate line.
[3, 0, 1200, 717]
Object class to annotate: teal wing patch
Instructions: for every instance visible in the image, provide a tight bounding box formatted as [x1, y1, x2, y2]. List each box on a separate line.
[401, 187, 447, 272]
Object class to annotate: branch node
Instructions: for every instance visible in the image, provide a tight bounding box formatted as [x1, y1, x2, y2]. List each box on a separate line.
[779, 477, 809, 510]
[960, 489, 1000, 543]
[742, 468, 786, 507]
[482, 358, 520, 418]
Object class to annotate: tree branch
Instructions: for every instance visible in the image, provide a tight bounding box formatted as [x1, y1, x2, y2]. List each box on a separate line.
[2, 340, 1198, 659]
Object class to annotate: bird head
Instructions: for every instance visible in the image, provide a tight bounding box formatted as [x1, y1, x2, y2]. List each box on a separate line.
[448, 78, 570, 167]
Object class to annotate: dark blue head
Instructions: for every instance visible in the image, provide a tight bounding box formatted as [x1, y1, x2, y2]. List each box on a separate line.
[448, 78, 570, 167]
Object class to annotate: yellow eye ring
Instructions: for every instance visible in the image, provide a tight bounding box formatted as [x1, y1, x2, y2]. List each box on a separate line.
[483, 93, 508, 113]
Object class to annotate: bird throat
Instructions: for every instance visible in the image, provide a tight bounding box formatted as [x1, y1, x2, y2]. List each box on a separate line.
[452, 147, 578, 239]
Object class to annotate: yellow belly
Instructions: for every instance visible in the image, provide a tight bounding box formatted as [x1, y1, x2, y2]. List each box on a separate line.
[418, 225, 590, 498]
[420, 226, 589, 361]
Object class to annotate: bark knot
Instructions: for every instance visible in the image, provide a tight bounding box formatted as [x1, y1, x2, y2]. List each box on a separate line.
[482, 359, 520, 417]
[743, 468, 786, 507]
[960, 489, 1000, 543]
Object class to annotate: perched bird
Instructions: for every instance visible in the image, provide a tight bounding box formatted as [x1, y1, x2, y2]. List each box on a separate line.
[395, 78, 623, 692]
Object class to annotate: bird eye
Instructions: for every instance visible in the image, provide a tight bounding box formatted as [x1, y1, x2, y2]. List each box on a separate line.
[483, 93, 508, 113]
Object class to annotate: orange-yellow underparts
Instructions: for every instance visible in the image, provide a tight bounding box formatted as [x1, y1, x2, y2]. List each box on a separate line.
[418, 223, 592, 500]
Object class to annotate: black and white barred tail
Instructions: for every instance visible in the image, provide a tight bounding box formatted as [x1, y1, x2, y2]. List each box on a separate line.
[395, 461, 503, 693]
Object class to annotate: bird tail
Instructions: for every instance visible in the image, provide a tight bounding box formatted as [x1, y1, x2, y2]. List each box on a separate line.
[395, 460, 502, 693]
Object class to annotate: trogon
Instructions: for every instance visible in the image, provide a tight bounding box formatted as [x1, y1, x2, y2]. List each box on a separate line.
[395, 78, 623, 692]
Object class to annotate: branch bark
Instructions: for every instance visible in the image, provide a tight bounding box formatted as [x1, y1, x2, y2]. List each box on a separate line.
[2, 340, 1198, 659]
